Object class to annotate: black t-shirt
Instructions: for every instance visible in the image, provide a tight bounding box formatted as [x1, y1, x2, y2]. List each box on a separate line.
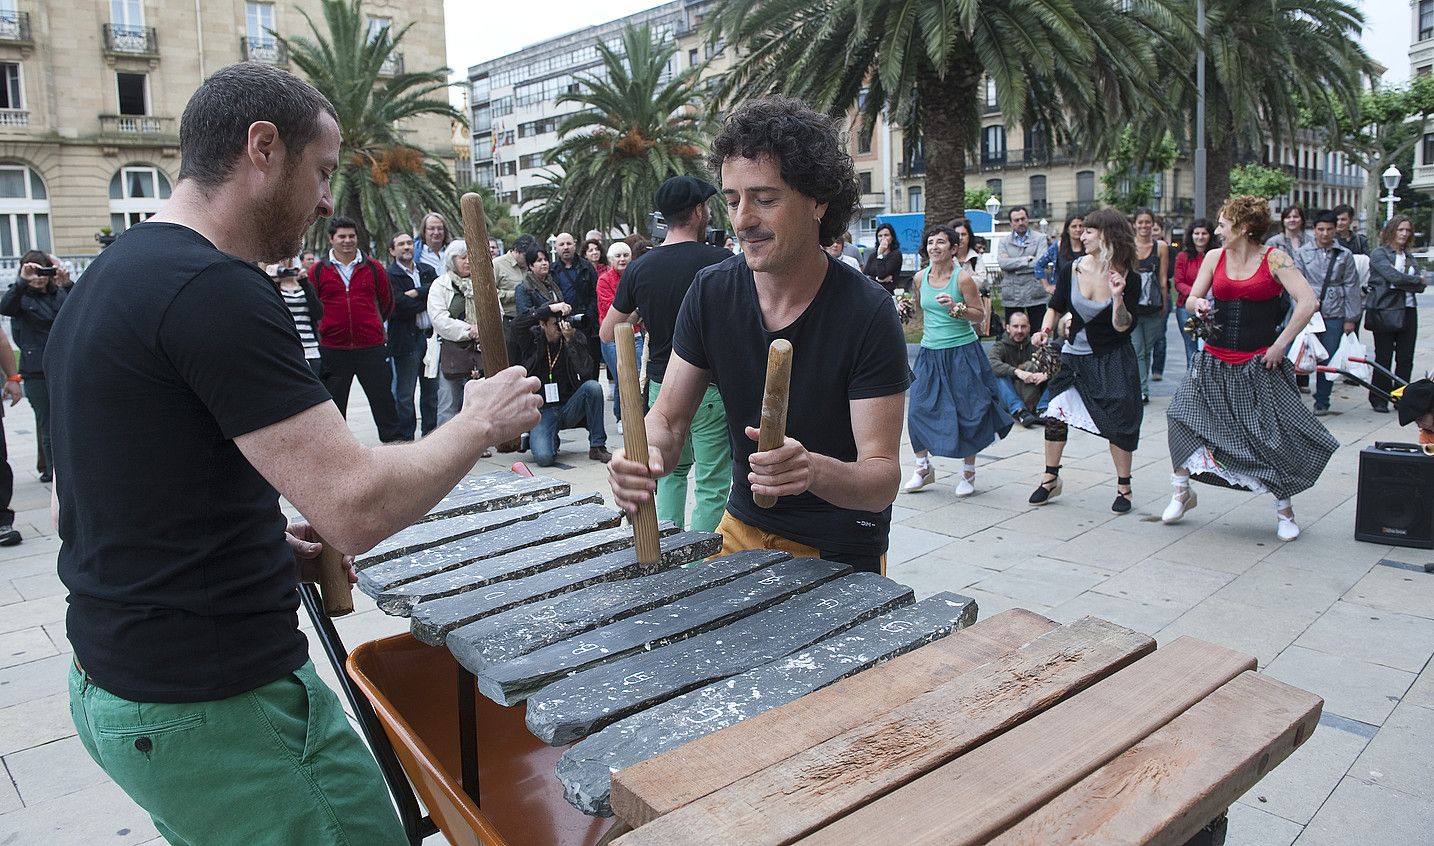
[48, 223, 332, 703]
[673, 254, 911, 556]
[611, 241, 733, 383]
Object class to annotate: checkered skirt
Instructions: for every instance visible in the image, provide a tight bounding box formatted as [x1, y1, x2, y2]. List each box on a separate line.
[1167, 351, 1338, 498]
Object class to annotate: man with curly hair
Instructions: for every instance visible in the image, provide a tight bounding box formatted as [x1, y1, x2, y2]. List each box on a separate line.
[607, 97, 911, 574]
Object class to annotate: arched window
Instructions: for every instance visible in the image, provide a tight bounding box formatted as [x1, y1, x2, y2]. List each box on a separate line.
[0, 162, 50, 256]
[108, 164, 171, 234]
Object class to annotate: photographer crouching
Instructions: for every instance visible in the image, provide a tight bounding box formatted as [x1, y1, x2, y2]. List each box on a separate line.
[517, 305, 612, 466]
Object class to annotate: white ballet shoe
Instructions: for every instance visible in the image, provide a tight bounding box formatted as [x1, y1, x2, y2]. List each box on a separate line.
[955, 468, 976, 498]
[1162, 477, 1197, 524]
[903, 464, 934, 493]
[1275, 500, 1300, 541]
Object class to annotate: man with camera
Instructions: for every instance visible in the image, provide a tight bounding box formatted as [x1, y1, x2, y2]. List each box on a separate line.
[518, 305, 610, 466]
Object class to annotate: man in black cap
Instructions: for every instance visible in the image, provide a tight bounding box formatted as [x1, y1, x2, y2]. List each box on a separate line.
[600, 175, 734, 533]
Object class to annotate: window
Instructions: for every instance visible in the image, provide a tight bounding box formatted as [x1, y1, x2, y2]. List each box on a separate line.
[982, 125, 1005, 164]
[117, 72, 147, 116]
[688, 48, 698, 67]
[1422, 0, 1434, 42]
[472, 104, 490, 133]
[519, 152, 545, 170]
[907, 186, 923, 213]
[491, 96, 513, 118]
[498, 190, 519, 206]
[1076, 170, 1095, 204]
[111, 0, 143, 27]
[986, 178, 1002, 197]
[984, 77, 997, 111]
[1423, 134, 1434, 169]
[858, 171, 872, 194]
[518, 116, 561, 138]
[246, 1, 275, 44]
[857, 129, 871, 155]
[0, 63, 19, 110]
[107, 164, 169, 234]
[0, 163, 49, 255]
[471, 75, 489, 103]
[366, 16, 391, 44]
[1029, 175, 1047, 215]
[496, 161, 516, 177]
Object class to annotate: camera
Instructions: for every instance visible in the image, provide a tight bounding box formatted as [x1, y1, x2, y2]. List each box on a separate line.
[276, 267, 299, 278]
[564, 313, 585, 324]
[36, 266, 56, 277]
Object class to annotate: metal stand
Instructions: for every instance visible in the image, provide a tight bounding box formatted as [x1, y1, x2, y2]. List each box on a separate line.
[299, 583, 439, 846]
[457, 665, 481, 803]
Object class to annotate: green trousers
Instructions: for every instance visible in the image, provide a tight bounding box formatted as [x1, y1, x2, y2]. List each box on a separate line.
[650, 379, 732, 533]
[69, 660, 406, 846]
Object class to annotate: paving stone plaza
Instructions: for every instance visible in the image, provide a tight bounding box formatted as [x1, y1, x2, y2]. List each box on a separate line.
[2, 309, 1432, 845]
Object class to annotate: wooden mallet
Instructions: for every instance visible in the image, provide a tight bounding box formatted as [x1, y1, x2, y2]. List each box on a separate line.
[615, 323, 661, 566]
[459, 192, 521, 453]
[313, 530, 354, 617]
[753, 339, 794, 509]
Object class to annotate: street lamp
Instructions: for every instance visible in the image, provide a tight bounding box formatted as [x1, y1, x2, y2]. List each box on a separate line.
[985, 194, 1001, 225]
[1381, 165, 1402, 224]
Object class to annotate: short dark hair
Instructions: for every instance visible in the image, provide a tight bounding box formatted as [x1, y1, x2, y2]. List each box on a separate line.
[1313, 210, 1338, 227]
[874, 222, 900, 254]
[524, 245, 549, 267]
[1007, 206, 1029, 220]
[328, 216, 357, 236]
[1331, 204, 1355, 219]
[707, 97, 859, 246]
[178, 63, 337, 191]
[300, 249, 316, 260]
[512, 234, 539, 255]
[390, 232, 411, 249]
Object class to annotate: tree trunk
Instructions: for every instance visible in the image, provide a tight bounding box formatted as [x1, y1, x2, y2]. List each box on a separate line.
[917, 62, 980, 230]
[1204, 108, 1235, 215]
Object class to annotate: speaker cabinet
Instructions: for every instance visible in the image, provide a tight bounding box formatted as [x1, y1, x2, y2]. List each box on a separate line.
[1356, 443, 1434, 549]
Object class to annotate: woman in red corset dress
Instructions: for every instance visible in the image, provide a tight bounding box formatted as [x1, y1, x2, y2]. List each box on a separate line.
[1162, 196, 1339, 541]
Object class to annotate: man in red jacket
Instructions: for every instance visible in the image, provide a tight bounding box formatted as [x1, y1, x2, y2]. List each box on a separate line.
[310, 215, 403, 441]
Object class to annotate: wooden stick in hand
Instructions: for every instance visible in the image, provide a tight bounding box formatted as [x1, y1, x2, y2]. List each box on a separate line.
[314, 531, 354, 617]
[754, 339, 793, 508]
[616, 324, 661, 566]
[459, 192, 520, 452]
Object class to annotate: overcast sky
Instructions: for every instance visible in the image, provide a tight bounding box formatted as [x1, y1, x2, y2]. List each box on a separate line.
[442, 0, 1413, 97]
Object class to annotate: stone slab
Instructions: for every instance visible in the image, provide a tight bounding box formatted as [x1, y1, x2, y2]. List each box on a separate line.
[0, 653, 71, 709]
[0, 691, 75, 757]
[524, 572, 914, 745]
[1263, 645, 1414, 727]
[447, 550, 791, 674]
[0, 780, 160, 844]
[418, 471, 569, 523]
[1292, 600, 1434, 674]
[1236, 712, 1375, 826]
[1351, 701, 1434, 803]
[477, 558, 853, 706]
[408, 531, 720, 645]
[358, 491, 599, 568]
[4, 735, 109, 806]
[1295, 776, 1434, 846]
[0, 626, 59, 670]
[1224, 801, 1303, 846]
[556, 592, 977, 816]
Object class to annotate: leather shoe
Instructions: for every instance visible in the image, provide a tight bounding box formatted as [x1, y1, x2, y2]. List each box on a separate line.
[589, 446, 613, 463]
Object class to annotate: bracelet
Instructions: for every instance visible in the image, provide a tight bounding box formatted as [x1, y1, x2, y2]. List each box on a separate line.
[947, 302, 968, 319]
[6, 374, 19, 383]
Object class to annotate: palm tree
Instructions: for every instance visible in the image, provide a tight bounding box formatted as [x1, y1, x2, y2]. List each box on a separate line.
[281, 0, 464, 256]
[707, 0, 1187, 228]
[521, 23, 715, 238]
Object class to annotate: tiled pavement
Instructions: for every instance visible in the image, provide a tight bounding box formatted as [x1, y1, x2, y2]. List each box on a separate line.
[2, 310, 1432, 845]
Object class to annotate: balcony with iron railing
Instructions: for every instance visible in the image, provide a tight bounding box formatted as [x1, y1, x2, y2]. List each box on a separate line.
[379, 52, 404, 77]
[103, 24, 158, 57]
[0, 109, 27, 128]
[241, 37, 288, 66]
[99, 114, 176, 142]
[0, 11, 30, 43]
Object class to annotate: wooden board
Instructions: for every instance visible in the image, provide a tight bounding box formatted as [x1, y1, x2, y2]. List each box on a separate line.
[360, 502, 622, 597]
[557, 592, 979, 817]
[610, 607, 1058, 827]
[526, 573, 914, 746]
[417, 471, 569, 524]
[446, 550, 791, 674]
[408, 531, 722, 646]
[374, 520, 637, 615]
[791, 636, 1257, 846]
[476, 558, 854, 706]
[614, 616, 1154, 846]
[359, 492, 599, 567]
[989, 670, 1321, 846]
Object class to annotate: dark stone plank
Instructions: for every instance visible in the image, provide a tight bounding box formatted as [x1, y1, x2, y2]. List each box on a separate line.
[418, 472, 569, 524]
[409, 532, 723, 646]
[477, 558, 853, 707]
[524, 572, 913, 745]
[374, 519, 638, 615]
[358, 502, 621, 598]
[556, 592, 978, 816]
[358, 492, 601, 568]
[446, 550, 791, 675]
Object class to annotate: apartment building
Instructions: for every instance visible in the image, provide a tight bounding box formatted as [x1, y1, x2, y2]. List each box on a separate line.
[0, 0, 451, 259]
[1408, 1, 1434, 195]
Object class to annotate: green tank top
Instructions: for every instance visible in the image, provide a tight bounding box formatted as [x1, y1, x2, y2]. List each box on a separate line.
[919, 265, 978, 349]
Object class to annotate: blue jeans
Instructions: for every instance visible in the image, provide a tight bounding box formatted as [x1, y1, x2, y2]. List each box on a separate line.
[600, 335, 644, 421]
[1174, 306, 1197, 366]
[529, 380, 607, 466]
[994, 375, 1049, 416]
[1313, 322, 1347, 409]
[390, 348, 438, 439]
[1151, 310, 1169, 375]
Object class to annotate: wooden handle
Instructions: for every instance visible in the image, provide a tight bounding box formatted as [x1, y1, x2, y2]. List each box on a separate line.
[459, 193, 520, 452]
[616, 324, 661, 566]
[314, 532, 354, 617]
[754, 339, 793, 508]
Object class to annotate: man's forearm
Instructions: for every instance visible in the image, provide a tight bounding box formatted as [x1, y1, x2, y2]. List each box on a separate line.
[807, 453, 900, 513]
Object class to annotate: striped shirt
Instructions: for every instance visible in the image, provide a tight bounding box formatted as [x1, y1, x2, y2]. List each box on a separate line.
[279, 285, 320, 360]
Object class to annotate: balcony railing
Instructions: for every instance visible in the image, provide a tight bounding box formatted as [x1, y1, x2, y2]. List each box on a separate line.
[241, 37, 288, 67]
[99, 114, 176, 139]
[0, 11, 30, 43]
[898, 159, 925, 177]
[103, 24, 159, 57]
[860, 192, 886, 208]
[1064, 201, 1101, 219]
[1173, 197, 1195, 215]
[379, 52, 404, 77]
[0, 109, 27, 128]
[1029, 200, 1051, 219]
[983, 101, 1000, 115]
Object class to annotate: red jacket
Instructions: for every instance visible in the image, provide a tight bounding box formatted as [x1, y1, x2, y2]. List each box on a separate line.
[311, 254, 395, 350]
[1174, 250, 1201, 308]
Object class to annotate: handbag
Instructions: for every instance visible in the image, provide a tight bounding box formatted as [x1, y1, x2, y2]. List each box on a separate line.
[438, 280, 483, 378]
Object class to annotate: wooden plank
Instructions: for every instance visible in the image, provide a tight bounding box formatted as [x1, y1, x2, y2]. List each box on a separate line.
[408, 531, 722, 646]
[790, 636, 1257, 846]
[418, 471, 569, 523]
[611, 607, 1058, 828]
[526, 572, 914, 746]
[614, 616, 1155, 846]
[990, 671, 1321, 846]
[358, 502, 621, 598]
[374, 520, 636, 616]
[446, 549, 792, 674]
[358, 491, 599, 567]
[476, 557, 854, 706]
[557, 592, 979, 817]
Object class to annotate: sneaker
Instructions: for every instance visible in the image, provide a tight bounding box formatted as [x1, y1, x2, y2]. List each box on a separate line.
[903, 464, 935, 493]
[589, 446, 613, 463]
[0, 525, 21, 546]
[955, 469, 976, 497]
[1151, 373, 1163, 382]
[38, 471, 52, 483]
[1313, 405, 1331, 417]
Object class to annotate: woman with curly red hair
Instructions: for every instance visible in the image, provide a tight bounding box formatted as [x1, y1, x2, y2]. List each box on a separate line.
[1162, 195, 1338, 541]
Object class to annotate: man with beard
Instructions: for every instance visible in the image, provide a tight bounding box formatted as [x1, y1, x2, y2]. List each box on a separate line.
[46, 63, 542, 844]
[551, 231, 600, 374]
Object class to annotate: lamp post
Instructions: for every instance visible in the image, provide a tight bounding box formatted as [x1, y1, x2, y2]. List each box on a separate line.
[985, 194, 1001, 227]
[1381, 165, 1402, 224]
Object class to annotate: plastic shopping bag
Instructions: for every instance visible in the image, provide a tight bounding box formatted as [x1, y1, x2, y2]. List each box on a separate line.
[1330, 332, 1372, 382]
[1291, 328, 1328, 375]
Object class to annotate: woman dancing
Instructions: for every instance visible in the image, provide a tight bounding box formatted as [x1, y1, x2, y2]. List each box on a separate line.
[1162, 196, 1338, 541]
[1029, 207, 1143, 513]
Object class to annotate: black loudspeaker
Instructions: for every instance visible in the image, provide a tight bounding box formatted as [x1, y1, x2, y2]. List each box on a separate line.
[1355, 443, 1434, 549]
